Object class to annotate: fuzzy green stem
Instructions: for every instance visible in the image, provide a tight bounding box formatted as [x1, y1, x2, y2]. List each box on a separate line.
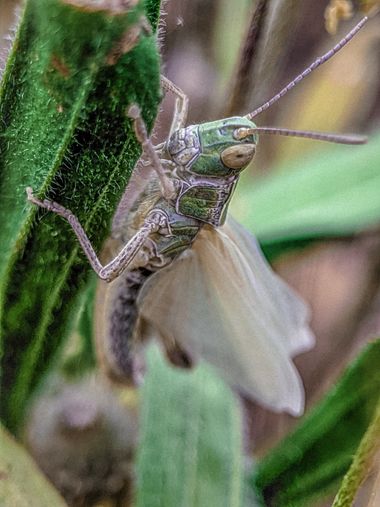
[0, 0, 161, 432]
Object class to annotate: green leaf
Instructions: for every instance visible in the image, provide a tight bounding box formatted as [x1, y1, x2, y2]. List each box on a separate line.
[232, 133, 380, 253]
[0, 0, 161, 431]
[331, 396, 380, 507]
[0, 424, 67, 506]
[61, 275, 97, 378]
[252, 339, 380, 507]
[136, 346, 245, 507]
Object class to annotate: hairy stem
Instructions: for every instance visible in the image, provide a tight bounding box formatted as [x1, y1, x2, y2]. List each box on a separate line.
[0, 0, 161, 432]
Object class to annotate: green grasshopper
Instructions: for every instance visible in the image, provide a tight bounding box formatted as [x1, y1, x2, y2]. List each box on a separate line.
[27, 17, 368, 416]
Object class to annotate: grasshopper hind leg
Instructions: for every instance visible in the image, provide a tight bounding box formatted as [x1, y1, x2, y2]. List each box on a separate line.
[96, 267, 154, 384]
[96, 266, 194, 385]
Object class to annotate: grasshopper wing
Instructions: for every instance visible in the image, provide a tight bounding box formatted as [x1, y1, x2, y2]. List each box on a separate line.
[138, 218, 314, 416]
[222, 217, 315, 357]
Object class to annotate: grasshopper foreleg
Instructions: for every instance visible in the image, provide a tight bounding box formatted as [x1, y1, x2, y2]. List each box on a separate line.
[127, 104, 177, 201]
[160, 75, 189, 135]
[26, 187, 168, 283]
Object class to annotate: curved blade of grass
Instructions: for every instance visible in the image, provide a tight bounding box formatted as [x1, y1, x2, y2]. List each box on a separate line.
[0, 0, 161, 432]
[136, 345, 245, 507]
[252, 339, 380, 507]
[0, 424, 67, 506]
[332, 395, 380, 506]
[232, 133, 380, 255]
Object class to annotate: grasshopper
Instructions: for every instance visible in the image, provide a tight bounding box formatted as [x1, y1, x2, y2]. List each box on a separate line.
[27, 17, 368, 415]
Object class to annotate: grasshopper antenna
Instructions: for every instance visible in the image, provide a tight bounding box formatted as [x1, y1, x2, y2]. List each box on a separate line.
[246, 16, 369, 120]
[235, 126, 367, 145]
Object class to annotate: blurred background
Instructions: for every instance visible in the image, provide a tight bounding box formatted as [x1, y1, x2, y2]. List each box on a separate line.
[1, 0, 380, 505]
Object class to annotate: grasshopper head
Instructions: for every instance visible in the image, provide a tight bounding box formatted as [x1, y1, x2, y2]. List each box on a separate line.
[167, 117, 259, 177]
[197, 117, 258, 174]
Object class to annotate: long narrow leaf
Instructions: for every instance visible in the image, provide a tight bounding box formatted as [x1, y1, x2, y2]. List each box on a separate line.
[0, 425, 67, 506]
[136, 346, 245, 507]
[0, 0, 161, 431]
[253, 339, 380, 507]
[332, 396, 380, 506]
[232, 133, 380, 252]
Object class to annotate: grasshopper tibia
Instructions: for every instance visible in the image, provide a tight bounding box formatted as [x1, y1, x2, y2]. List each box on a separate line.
[26, 187, 168, 283]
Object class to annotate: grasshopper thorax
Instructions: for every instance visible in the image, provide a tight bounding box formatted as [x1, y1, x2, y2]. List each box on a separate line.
[167, 117, 258, 177]
[165, 117, 258, 227]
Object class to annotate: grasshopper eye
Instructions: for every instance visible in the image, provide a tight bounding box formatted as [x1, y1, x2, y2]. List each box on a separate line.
[220, 144, 255, 169]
